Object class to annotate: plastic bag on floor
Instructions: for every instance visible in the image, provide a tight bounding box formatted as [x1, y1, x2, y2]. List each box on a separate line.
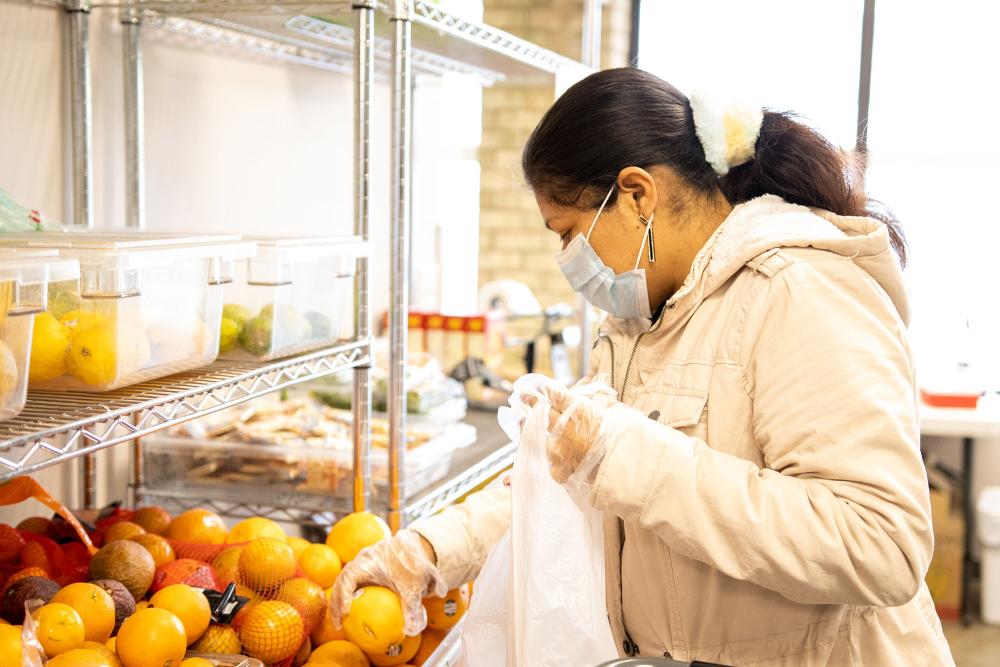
[460, 374, 618, 667]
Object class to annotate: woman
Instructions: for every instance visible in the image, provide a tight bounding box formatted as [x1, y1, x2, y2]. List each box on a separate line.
[332, 68, 954, 665]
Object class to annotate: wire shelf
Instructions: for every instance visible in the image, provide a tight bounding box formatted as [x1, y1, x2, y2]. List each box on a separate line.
[0, 339, 371, 481]
[404, 440, 514, 523]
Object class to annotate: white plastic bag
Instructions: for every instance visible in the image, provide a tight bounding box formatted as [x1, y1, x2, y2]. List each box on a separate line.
[461, 374, 618, 666]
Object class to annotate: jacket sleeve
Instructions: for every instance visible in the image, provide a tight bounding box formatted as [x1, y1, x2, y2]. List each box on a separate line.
[589, 257, 934, 607]
[411, 484, 512, 590]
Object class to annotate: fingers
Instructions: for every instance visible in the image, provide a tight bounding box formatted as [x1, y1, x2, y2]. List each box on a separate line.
[330, 564, 361, 625]
[521, 393, 538, 407]
[401, 597, 430, 636]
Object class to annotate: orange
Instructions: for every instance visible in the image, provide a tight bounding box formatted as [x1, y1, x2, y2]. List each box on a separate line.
[287, 536, 311, 559]
[51, 582, 116, 642]
[209, 546, 243, 587]
[36, 602, 86, 657]
[342, 587, 405, 655]
[105, 636, 116, 652]
[367, 633, 421, 666]
[104, 521, 146, 543]
[2, 566, 49, 594]
[131, 507, 173, 536]
[293, 637, 312, 667]
[0, 623, 22, 665]
[238, 600, 304, 664]
[129, 533, 176, 569]
[410, 628, 446, 665]
[298, 544, 342, 589]
[45, 648, 116, 667]
[422, 585, 468, 631]
[239, 537, 296, 595]
[135, 600, 151, 612]
[179, 659, 214, 667]
[311, 607, 348, 646]
[164, 509, 227, 545]
[275, 577, 326, 632]
[306, 639, 370, 667]
[326, 512, 390, 563]
[115, 608, 186, 667]
[149, 584, 211, 645]
[226, 517, 285, 544]
[190, 624, 241, 654]
[21, 541, 52, 572]
[81, 641, 122, 667]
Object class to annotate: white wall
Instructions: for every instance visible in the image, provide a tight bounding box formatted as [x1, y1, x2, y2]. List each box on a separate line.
[0, 2, 480, 516]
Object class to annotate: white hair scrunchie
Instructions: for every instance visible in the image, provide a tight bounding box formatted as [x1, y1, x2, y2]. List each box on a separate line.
[690, 91, 764, 177]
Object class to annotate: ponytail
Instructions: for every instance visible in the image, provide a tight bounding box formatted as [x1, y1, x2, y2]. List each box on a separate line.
[719, 111, 907, 266]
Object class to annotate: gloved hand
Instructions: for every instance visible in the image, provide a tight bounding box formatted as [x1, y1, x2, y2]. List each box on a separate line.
[524, 376, 621, 483]
[329, 528, 447, 635]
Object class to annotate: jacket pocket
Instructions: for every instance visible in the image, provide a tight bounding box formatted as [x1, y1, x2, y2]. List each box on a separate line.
[632, 385, 708, 431]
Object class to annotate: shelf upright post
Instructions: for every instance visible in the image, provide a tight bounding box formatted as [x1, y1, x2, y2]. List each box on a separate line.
[66, 0, 96, 508]
[388, 0, 414, 533]
[577, 0, 602, 380]
[352, 0, 377, 515]
[122, 7, 145, 230]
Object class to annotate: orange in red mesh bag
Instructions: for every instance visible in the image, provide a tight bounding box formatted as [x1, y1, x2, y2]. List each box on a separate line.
[0, 478, 96, 554]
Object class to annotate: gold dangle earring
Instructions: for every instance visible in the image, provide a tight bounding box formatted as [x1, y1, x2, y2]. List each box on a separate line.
[640, 214, 655, 263]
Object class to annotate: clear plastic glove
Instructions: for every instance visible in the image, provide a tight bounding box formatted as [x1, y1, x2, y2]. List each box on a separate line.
[329, 528, 447, 635]
[523, 376, 620, 483]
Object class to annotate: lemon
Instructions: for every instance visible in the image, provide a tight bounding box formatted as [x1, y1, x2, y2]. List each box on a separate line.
[219, 317, 240, 353]
[0, 339, 17, 403]
[342, 586, 405, 655]
[67, 326, 118, 386]
[30, 311, 70, 382]
[59, 309, 108, 332]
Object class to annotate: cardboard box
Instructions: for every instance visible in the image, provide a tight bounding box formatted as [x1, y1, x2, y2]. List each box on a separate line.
[926, 485, 965, 621]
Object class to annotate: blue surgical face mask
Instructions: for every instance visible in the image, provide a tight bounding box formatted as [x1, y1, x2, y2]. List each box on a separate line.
[556, 185, 654, 320]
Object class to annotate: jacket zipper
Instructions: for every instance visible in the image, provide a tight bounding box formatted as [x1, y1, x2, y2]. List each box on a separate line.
[618, 305, 670, 401]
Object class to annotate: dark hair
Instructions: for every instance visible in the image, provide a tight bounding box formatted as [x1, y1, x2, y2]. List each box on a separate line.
[522, 67, 906, 266]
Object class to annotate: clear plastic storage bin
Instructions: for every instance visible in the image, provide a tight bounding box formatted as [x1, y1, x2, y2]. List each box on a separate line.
[0, 251, 80, 419]
[218, 236, 367, 361]
[0, 233, 255, 391]
[142, 422, 476, 500]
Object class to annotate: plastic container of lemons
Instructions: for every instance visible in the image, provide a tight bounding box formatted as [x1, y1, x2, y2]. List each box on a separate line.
[0, 250, 80, 420]
[218, 236, 368, 362]
[0, 232, 256, 392]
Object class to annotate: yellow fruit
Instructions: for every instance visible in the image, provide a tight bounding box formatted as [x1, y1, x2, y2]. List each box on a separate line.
[226, 517, 286, 544]
[0, 623, 23, 665]
[130, 507, 173, 536]
[115, 608, 186, 667]
[410, 628, 446, 665]
[239, 537, 296, 595]
[275, 577, 327, 632]
[307, 640, 370, 667]
[0, 340, 17, 403]
[45, 648, 116, 667]
[104, 521, 146, 543]
[179, 659, 214, 667]
[29, 311, 69, 382]
[210, 546, 243, 587]
[298, 544, 342, 589]
[238, 600, 304, 664]
[342, 587, 405, 656]
[51, 582, 116, 643]
[135, 600, 151, 612]
[191, 624, 241, 654]
[66, 325, 118, 386]
[149, 584, 211, 645]
[326, 513, 390, 564]
[311, 607, 348, 646]
[105, 636, 116, 652]
[36, 602, 86, 657]
[81, 641, 122, 667]
[129, 533, 176, 569]
[367, 633, 421, 667]
[422, 585, 469, 631]
[165, 509, 227, 545]
[59, 309, 107, 332]
[287, 536, 311, 559]
[219, 317, 240, 354]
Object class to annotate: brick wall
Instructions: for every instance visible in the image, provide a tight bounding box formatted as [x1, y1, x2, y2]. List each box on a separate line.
[478, 0, 633, 309]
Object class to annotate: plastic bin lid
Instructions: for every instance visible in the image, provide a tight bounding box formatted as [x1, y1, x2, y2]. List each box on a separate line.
[0, 232, 256, 270]
[0, 252, 80, 284]
[978, 486, 1000, 546]
[246, 235, 370, 264]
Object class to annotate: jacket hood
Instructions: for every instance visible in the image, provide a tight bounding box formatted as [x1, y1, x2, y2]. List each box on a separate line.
[605, 194, 909, 335]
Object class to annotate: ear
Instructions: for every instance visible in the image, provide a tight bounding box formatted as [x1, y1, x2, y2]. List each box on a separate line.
[616, 167, 658, 220]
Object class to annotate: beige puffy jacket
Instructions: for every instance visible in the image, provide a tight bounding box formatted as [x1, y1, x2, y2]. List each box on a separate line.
[413, 195, 954, 666]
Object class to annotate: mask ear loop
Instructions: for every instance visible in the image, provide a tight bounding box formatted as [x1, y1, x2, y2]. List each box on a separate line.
[633, 212, 655, 270]
[586, 184, 617, 242]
